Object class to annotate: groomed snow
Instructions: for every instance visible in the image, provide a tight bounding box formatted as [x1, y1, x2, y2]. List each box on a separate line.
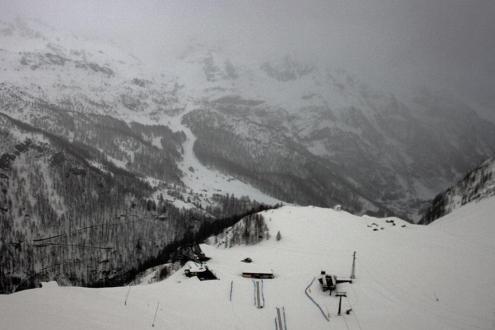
[1, 198, 494, 330]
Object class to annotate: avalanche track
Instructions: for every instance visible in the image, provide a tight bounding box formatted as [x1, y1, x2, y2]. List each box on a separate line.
[166, 109, 280, 205]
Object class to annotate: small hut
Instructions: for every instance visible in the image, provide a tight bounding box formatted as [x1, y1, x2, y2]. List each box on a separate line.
[184, 262, 218, 281]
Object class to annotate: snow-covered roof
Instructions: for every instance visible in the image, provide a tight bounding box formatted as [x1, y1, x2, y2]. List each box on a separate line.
[184, 261, 206, 273]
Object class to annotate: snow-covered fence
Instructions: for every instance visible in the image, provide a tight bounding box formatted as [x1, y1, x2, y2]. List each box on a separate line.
[304, 277, 330, 322]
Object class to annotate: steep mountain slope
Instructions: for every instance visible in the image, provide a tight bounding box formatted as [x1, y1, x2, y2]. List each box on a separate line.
[183, 108, 384, 214]
[0, 111, 276, 293]
[1, 199, 494, 329]
[178, 49, 495, 218]
[0, 83, 186, 182]
[0, 18, 183, 120]
[0, 112, 183, 292]
[0, 18, 280, 206]
[2, 18, 495, 219]
[420, 158, 495, 224]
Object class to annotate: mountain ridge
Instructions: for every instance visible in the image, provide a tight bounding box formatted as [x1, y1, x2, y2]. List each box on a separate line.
[1, 18, 495, 219]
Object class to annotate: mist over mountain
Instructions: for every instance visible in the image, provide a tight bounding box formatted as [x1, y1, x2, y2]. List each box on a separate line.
[1, 17, 494, 220]
[1, 3, 495, 329]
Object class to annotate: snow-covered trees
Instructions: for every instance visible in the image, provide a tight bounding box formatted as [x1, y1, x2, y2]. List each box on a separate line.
[0, 101, 281, 293]
[0, 116, 199, 293]
[210, 213, 270, 248]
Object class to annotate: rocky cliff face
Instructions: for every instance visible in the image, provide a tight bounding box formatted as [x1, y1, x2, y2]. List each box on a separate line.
[0, 83, 186, 183]
[419, 158, 495, 224]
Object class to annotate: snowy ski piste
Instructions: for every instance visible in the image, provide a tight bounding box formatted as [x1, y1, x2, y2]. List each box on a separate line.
[1, 197, 494, 330]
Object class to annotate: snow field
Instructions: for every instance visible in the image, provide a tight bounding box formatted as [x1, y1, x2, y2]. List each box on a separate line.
[1, 199, 495, 329]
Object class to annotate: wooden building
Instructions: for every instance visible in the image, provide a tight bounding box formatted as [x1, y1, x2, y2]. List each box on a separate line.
[241, 271, 274, 279]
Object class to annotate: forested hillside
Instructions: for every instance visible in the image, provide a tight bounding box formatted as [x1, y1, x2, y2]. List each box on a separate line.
[0, 113, 272, 293]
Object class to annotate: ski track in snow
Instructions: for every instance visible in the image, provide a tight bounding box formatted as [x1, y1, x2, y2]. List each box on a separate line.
[1, 198, 495, 330]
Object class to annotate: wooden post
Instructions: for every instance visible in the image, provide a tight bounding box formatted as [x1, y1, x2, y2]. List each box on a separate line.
[350, 251, 356, 280]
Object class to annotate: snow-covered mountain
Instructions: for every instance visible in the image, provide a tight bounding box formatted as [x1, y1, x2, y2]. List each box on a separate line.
[420, 157, 495, 224]
[178, 50, 495, 219]
[1, 197, 494, 329]
[1, 17, 495, 219]
[0, 109, 277, 293]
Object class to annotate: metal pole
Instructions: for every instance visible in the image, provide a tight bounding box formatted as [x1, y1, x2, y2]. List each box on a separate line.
[277, 307, 283, 329]
[124, 285, 131, 306]
[253, 280, 257, 306]
[261, 279, 265, 307]
[351, 251, 356, 280]
[257, 281, 261, 308]
[338, 296, 342, 316]
[283, 306, 287, 330]
[152, 301, 160, 327]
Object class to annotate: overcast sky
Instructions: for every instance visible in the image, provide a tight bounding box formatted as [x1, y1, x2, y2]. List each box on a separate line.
[1, 0, 494, 109]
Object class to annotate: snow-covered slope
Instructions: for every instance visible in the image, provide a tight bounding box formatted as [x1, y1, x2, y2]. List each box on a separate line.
[173, 43, 495, 218]
[2, 199, 494, 329]
[167, 113, 280, 206]
[2, 18, 495, 218]
[0, 18, 280, 207]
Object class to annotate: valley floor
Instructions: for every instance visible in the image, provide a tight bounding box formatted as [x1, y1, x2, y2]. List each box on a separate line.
[1, 199, 495, 330]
